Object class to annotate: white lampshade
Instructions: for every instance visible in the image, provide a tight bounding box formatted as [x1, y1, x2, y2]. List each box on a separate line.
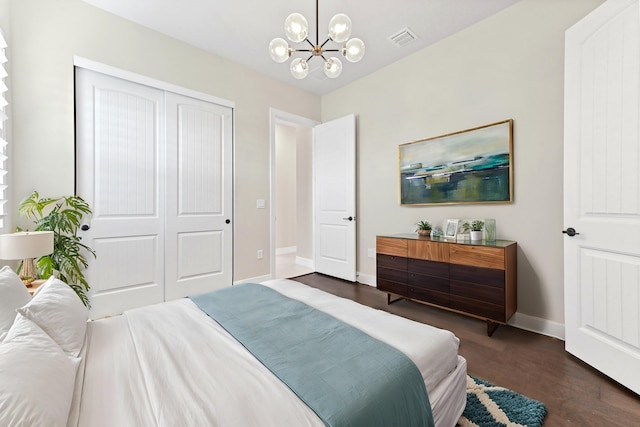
[269, 38, 290, 63]
[324, 57, 343, 78]
[284, 13, 308, 43]
[343, 38, 365, 63]
[328, 13, 352, 43]
[0, 231, 54, 260]
[290, 58, 309, 79]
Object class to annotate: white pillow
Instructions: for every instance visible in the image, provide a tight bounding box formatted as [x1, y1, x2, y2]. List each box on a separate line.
[0, 314, 78, 427]
[0, 266, 31, 341]
[18, 277, 89, 357]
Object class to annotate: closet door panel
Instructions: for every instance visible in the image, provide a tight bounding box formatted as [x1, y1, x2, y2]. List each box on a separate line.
[164, 93, 233, 300]
[76, 68, 165, 319]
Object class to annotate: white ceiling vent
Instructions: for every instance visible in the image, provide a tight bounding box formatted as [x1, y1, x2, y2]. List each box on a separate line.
[388, 27, 418, 47]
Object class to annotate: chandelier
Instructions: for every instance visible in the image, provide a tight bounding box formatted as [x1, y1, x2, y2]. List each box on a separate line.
[268, 0, 365, 80]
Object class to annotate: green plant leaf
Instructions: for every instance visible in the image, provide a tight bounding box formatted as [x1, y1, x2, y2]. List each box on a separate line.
[19, 192, 95, 306]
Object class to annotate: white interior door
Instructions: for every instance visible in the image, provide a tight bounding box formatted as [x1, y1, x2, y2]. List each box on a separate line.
[76, 69, 165, 319]
[313, 114, 356, 282]
[164, 93, 233, 300]
[564, 0, 640, 394]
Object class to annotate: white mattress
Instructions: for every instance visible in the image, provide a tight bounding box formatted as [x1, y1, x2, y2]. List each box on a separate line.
[74, 279, 466, 427]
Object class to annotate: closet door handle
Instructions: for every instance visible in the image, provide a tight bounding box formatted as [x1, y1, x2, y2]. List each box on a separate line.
[225, 219, 231, 224]
[342, 216, 355, 221]
[562, 227, 579, 237]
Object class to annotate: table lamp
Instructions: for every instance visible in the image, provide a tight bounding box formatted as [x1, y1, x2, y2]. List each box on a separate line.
[0, 231, 54, 285]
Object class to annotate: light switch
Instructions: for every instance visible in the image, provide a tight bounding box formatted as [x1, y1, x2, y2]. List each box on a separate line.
[257, 199, 266, 209]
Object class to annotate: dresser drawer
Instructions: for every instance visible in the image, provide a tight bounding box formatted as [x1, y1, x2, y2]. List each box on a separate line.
[377, 266, 407, 283]
[377, 254, 408, 271]
[449, 244, 505, 270]
[408, 240, 449, 262]
[377, 278, 408, 296]
[408, 272, 449, 293]
[376, 237, 408, 257]
[408, 258, 449, 279]
[449, 264, 504, 288]
[450, 280, 503, 306]
[450, 294, 505, 322]
[409, 287, 450, 307]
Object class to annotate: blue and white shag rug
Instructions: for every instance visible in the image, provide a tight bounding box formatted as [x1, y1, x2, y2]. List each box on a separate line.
[458, 376, 547, 427]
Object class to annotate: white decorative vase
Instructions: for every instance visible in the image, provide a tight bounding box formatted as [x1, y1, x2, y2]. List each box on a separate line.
[470, 230, 483, 241]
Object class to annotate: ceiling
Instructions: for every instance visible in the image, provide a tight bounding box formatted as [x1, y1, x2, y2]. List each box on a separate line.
[81, 0, 521, 96]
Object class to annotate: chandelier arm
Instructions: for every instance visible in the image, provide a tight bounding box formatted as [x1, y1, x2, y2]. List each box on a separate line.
[320, 38, 332, 48]
[307, 54, 314, 61]
[305, 38, 315, 49]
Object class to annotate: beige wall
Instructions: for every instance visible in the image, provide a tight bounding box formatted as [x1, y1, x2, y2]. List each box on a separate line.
[275, 124, 297, 251]
[5, 0, 320, 281]
[321, 0, 603, 332]
[274, 123, 313, 260]
[295, 127, 313, 260]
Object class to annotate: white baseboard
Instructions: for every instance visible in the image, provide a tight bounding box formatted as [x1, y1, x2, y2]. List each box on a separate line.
[509, 312, 565, 341]
[356, 272, 376, 287]
[295, 256, 313, 269]
[234, 274, 272, 285]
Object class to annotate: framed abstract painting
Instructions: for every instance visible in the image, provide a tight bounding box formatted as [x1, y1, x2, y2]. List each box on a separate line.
[399, 119, 513, 205]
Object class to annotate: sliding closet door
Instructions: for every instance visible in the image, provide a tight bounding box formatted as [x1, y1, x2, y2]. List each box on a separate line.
[76, 67, 234, 318]
[76, 68, 166, 319]
[164, 93, 233, 300]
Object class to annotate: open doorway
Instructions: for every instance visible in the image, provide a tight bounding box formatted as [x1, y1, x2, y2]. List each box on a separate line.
[269, 109, 319, 279]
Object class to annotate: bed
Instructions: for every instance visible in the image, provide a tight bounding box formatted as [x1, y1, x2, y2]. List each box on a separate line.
[0, 269, 467, 427]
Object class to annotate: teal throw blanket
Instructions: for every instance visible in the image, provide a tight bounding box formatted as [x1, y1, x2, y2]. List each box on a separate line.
[189, 283, 434, 427]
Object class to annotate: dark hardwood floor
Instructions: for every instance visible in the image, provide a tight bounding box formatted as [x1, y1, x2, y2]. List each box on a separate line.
[291, 273, 640, 426]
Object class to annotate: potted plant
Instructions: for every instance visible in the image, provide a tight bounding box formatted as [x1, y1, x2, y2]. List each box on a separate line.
[430, 226, 443, 239]
[462, 220, 485, 241]
[18, 191, 96, 306]
[415, 220, 432, 237]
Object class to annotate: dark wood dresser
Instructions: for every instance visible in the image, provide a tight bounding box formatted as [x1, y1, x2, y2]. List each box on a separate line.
[376, 234, 517, 336]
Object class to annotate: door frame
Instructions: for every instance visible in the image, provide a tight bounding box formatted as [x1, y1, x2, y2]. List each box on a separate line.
[73, 57, 235, 109]
[268, 108, 320, 279]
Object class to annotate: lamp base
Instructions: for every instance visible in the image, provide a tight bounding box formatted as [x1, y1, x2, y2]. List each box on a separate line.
[21, 277, 35, 286]
[20, 258, 37, 286]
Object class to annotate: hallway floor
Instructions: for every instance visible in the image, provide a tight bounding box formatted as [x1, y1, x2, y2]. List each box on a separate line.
[275, 252, 313, 279]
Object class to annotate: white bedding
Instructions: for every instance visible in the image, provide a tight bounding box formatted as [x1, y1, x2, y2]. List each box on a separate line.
[75, 279, 466, 427]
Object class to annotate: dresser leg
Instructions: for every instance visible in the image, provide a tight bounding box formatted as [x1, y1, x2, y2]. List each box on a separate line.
[387, 293, 404, 305]
[487, 321, 500, 336]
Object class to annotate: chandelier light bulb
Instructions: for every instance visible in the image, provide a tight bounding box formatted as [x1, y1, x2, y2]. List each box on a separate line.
[328, 13, 352, 43]
[269, 38, 290, 63]
[284, 13, 309, 43]
[290, 58, 309, 79]
[343, 38, 365, 63]
[324, 57, 343, 79]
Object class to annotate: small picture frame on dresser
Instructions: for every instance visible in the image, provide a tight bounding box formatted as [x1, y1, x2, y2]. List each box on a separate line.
[444, 219, 459, 239]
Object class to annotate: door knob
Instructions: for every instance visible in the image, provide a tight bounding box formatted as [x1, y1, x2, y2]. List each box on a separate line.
[225, 219, 231, 224]
[342, 216, 354, 221]
[562, 227, 579, 237]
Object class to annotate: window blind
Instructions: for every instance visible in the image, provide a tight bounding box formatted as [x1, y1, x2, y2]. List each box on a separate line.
[0, 30, 7, 230]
